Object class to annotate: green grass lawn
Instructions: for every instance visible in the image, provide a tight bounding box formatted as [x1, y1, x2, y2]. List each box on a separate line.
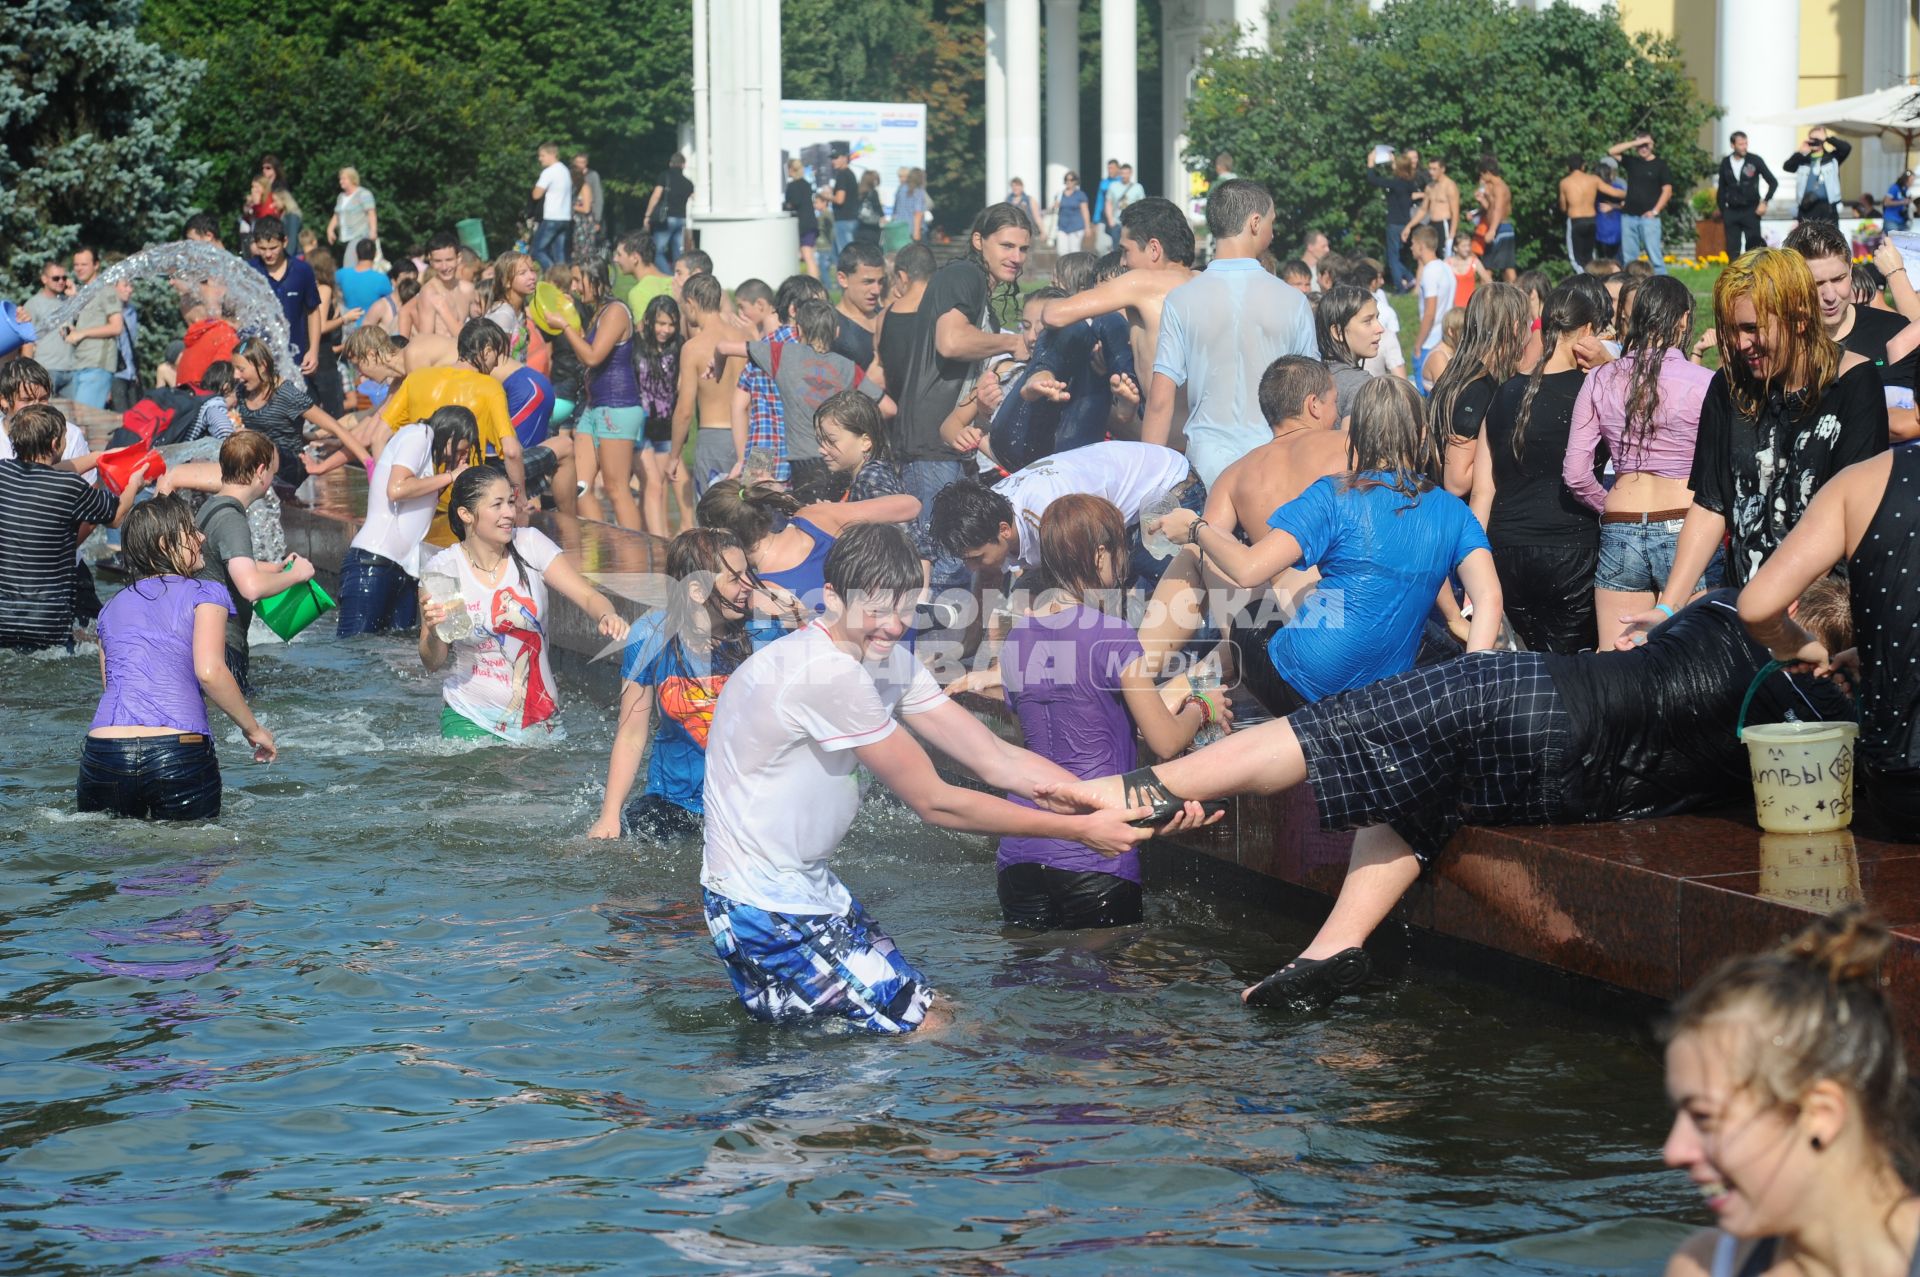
[1385, 262, 1726, 368]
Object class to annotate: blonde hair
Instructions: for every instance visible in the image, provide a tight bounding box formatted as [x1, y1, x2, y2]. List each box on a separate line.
[1714, 248, 1842, 419]
[340, 166, 360, 186]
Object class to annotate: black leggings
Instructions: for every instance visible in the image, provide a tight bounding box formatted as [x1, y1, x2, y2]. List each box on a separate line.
[1492, 543, 1598, 654]
[998, 863, 1143, 931]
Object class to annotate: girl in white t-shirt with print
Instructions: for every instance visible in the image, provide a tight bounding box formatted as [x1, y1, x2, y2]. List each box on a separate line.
[418, 468, 627, 742]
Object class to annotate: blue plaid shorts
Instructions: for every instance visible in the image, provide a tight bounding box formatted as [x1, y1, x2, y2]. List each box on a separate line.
[702, 887, 932, 1034]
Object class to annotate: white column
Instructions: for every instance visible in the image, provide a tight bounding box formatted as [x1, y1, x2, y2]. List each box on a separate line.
[689, 0, 796, 290]
[986, 0, 1009, 206]
[1007, 0, 1043, 208]
[1100, 0, 1138, 179]
[1232, 0, 1268, 49]
[1862, 0, 1911, 198]
[1160, 0, 1207, 212]
[1044, 0, 1079, 203]
[1716, 0, 1800, 182]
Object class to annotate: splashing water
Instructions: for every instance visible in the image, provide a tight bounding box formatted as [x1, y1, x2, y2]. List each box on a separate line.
[42, 241, 305, 392]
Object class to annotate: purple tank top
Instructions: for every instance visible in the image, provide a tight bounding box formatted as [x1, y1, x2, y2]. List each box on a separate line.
[586, 301, 641, 409]
[91, 576, 235, 735]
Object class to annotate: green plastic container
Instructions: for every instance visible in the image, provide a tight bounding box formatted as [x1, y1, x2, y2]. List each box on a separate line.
[255, 579, 337, 642]
[883, 221, 913, 253]
[455, 218, 489, 261]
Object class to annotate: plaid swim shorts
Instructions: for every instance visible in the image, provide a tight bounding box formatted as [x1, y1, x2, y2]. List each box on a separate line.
[1284, 651, 1575, 863]
[702, 887, 933, 1034]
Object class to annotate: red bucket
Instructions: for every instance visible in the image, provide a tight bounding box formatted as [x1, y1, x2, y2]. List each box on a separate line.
[97, 444, 166, 495]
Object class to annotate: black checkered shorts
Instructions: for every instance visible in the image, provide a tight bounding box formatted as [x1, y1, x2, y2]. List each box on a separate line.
[1285, 652, 1574, 863]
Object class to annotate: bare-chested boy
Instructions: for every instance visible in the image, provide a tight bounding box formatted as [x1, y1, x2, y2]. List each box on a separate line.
[1035, 196, 1196, 441]
[1138, 355, 1346, 675]
[1475, 156, 1516, 282]
[1411, 156, 1460, 246]
[411, 232, 478, 340]
[667, 272, 747, 494]
[1558, 154, 1624, 270]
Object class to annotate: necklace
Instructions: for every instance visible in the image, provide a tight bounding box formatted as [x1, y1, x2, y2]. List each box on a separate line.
[460, 542, 507, 581]
[1269, 424, 1316, 444]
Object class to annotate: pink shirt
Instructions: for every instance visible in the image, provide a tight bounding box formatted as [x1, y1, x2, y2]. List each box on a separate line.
[1563, 349, 1716, 511]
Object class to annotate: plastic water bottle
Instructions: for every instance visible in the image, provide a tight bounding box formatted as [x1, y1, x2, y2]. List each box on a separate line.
[1188, 653, 1226, 747]
[421, 568, 472, 643]
[1139, 489, 1181, 560]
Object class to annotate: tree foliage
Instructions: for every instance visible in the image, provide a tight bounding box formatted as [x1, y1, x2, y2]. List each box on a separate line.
[1, 0, 208, 291]
[1183, 0, 1718, 268]
[140, 0, 690, 251]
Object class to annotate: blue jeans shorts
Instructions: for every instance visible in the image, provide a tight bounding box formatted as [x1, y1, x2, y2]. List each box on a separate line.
[577, 405, 645, 442]
[702, 887, 932, 1034]
[76, 734, 222, 821]
[1594, 516, 1727, 594]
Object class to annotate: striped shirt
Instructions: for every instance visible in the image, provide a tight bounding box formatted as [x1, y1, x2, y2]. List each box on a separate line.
[0, 460, 114, 648]
[237, 382, 315, 454]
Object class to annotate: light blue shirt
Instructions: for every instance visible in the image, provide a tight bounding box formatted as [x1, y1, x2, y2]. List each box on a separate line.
[1153, 258, 1318, 486]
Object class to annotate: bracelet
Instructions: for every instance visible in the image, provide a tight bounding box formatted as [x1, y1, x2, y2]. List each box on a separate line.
[1187, 518, 1208, 546]
[1653, 602, 1675, 618]
[1182, 690, 1218, 727]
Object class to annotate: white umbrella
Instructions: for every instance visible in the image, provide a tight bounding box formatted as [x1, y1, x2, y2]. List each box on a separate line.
[1760, 85, 1920, 165]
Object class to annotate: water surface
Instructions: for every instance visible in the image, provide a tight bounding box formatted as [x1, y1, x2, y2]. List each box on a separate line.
[0, 626, 1699, 1273]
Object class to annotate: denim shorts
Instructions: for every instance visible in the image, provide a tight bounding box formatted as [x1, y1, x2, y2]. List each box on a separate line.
[577, 405, 645, 442]
[702, 887, 931, 1034]
[1594, 518, 1727, 594]
[76, 734, 222, 821]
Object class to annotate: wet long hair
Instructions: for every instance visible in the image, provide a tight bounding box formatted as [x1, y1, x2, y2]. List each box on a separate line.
[1315, 285, 1375, 369]
[488, 251, 537, 309]
[426, 405, 481, 475]
[965, 202, 1034, 329]
[659, 527, 757, 672]
[1036, 493, 1129, 612]
[1428, 284, 1530, 438]
[695, 480, 802, 554]
[233, 336, 280, 400]
[635, 295, 681, 387]
[446, 466, 532, 583]
[1343, 376, 1439, 509]
[121, 495, 201, 581]
[1715, 248, 1842, 420]
[1511, 280, 1609, 460]
[1615, 276, 1695, 457]
[1664, 905, 1916, 1187]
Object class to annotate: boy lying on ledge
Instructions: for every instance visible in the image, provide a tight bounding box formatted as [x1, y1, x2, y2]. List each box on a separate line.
[1038, 584, 1856, 1009]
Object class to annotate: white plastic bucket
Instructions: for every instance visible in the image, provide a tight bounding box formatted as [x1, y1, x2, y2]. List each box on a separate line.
[1742, 721, 1859, 833]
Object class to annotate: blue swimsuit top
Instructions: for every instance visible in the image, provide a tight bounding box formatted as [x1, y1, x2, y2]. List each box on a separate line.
[758, 517, 836, 615]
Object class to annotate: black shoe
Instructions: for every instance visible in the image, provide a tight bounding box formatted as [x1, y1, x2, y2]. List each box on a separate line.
[1120, 766, 1229, 829]
[1243, 947, 1372, 1008]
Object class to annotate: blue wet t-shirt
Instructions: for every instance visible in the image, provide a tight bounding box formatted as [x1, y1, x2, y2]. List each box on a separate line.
[1264, 472, 1489, 702]
[621, 611, 783, 814]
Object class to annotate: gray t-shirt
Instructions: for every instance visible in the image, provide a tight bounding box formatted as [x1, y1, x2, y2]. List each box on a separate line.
[1328, 362, 1374, 426]
[746, 339, 883, 460]
[196, 495, 259, 652]
[21, 292, 76, 371]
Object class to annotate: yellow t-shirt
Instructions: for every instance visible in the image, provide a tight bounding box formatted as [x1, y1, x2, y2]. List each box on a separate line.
[385, 367, 512, 457]
[627, 273, 673, 319]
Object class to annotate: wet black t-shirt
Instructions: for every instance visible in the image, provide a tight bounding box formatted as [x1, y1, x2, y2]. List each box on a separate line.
[1841, 303, 1917, 391]
[1689, 362, 1889, 586]
[1850, 442, 1920, 776]
[1483, 369, 1600, 547]
[1446, 376, 1498, 440]
[1544, 591, 1852, 822]
[832, 311, 875, 370]
[894, 259, 994, 461]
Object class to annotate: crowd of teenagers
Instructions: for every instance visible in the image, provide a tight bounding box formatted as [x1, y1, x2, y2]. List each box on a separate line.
[9, 143, 1920, 1268]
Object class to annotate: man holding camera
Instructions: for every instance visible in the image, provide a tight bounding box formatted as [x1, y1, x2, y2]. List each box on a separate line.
[1783, 126, 1853, 224]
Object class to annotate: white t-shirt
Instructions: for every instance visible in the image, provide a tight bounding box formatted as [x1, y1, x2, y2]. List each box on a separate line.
[993, 440, 1190, 571]
[537, 162, 574, 222]
[1417, 259, 1453, 352]
[0, 417, 90, 470]
[1364, 287, 1406, 374]
[424, 528, 566, 742]
[701, 620, 950, 914]
[350, 421, 435, 574]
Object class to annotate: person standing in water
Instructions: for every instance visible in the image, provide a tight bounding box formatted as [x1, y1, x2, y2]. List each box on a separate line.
[418, 467, 628, 743]
[587, 528, 783, 841]
[1661, 907, 1920, 1277]
[80, 495, 276, 820]
[698, 522, 1193, 1034]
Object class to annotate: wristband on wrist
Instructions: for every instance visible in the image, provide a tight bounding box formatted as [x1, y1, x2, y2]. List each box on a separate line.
[1653, 602, 1675, 618]
[1187, 517, 1208, 546]
[1181, 690, 1218, 727]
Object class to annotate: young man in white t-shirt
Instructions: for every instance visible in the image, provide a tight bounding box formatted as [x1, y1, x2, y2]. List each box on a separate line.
[1410, 224, 1451, 393]
[530, 144, 574, 269]
[700, 523, 1174, 1034]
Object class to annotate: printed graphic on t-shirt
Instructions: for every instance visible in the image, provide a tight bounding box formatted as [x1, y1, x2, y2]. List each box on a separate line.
[482, 583, 553, 731]
[657, 673, 725, 748]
